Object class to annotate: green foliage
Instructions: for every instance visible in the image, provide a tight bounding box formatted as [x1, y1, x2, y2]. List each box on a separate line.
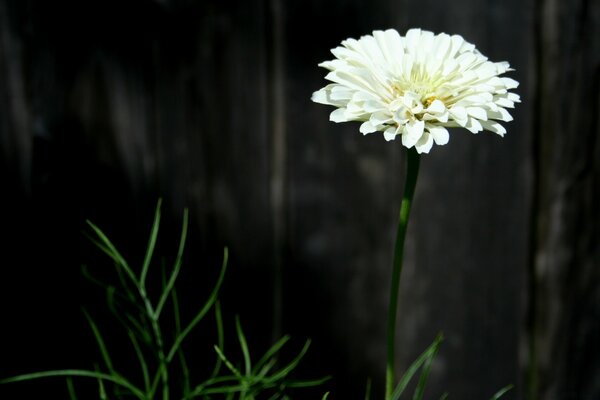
[386, 333, 513, 400]
[490, 385, 514, 400]
[0, 201, 328, 399]
[0, 199, 514, 400]
[390, 333, 443, 400]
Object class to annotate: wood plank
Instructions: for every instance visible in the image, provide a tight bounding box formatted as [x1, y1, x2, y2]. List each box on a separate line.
[527, 0, 600, 398]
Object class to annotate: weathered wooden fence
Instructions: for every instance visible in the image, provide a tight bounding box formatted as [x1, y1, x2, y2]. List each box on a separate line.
[0, 0, 598, 398]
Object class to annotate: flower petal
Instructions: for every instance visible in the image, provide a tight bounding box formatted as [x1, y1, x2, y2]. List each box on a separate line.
[501, 77, 519, 89]
[465, 117, 483, 133]
[330, 108, 348, 122]
[415, 131, 434, 153]
[426, 99, 446, 114]
[480, 120, 507, 136]
[370, 111, 393, 125]
[428, 126, 450, 145]
[401, 120, 424, 148]
[383, 126, 397, 141]
[466, 107, 488, 121]
[311, 89, 330, 105]
[449, 106, 468, 126]
[360, 121, 378, 134]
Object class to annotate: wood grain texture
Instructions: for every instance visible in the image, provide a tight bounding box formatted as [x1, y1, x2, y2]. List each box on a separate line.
[527, 0, 600, 398]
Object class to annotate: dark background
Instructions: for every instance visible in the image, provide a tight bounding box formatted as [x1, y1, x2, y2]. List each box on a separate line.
[0, 0, 598, 399]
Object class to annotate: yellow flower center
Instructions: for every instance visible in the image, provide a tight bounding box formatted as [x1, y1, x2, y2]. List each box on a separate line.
[423, 96, 438, 108]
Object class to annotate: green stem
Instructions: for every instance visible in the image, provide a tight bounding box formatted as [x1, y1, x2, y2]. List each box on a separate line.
[138, 285, 169, 400]
[385, 148, 421, 400]
[144, 297, 169, 400]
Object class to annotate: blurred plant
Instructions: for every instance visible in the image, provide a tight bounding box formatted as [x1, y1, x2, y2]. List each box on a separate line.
[312, 28, 520, 399]
[0, 200, 328, 399]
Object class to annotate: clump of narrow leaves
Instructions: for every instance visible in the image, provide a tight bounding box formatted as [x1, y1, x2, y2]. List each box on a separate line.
[366, 333, 513, 400]
[1, 201, 328, 399]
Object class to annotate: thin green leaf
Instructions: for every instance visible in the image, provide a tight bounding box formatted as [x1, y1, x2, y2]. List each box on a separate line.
[122, 309, 153, 345]
[185, 375, 242, 398]
[148, 364, 166, 399]
[105, 286, 149, 345]
[86, 220, 138, 286]
[0, 370, 145, 400]
[253, 335, 291, 374]
[413, 333, 442, 400]
[255, 358, 277, 379]
[322, 393, 330, 400]
[391, 333, 443, 400]
[140, 199, 162, 289]
[264, 340, 311, 383]
[83, 310, 115, 375]
[172, 287, 190, 396]
[66, 377, 77, 400]
[167, 247, 228, 362]
[155, 208, 189, 320]
[81, 264, 109, 290]
[283, 376, 332, 388]
[235, 316, 252, 376]
[213, 345, 242, 378]
[111, 256, 140, 306]
[439, 393, 449, 400]
[200, 385, 247, 395]
[82, 265, 142, 316]
[178, 349, 191, 397]
[490, 384, 514, 400]
[127, 329, 150, 393]
[94, 365, 108, 400]
[365, 377, 372, 400]
[172, 287, 182, 334]
[266, 392, 281, 400]
[210, 301, 224, 379]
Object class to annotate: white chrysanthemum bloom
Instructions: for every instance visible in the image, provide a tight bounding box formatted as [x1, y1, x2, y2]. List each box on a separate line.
[312, 28, 520, 153]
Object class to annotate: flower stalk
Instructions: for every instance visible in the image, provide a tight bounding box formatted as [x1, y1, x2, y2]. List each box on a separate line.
[386, 147, 420, 400]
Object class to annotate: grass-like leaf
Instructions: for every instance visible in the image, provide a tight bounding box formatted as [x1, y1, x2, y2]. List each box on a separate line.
[83, 310, 115, 375]
[106, 286, 152, 346]
[94, 365, 108, 400]
[199, 384, 247, 395]
[253, 335, 291, 375]
[171, 287, 191, 396]
[255, 358, 277, 380]
[85, 221, 138, 287]
[391, 333, 443, 400]
[185, 375, 242, 398]
[140, 199, 162, 291]
[235, 316, 252, 377]
[0, 370, 145, 399]
[213, 345, 243, 379]
[155, 208, 189, 319]
[264, 339, 311, 383]
[126, 329, 150, 393]
[412, 332, 442, 400]
[166, 247, 228, 362]
[66, 377, 77, 400]
[490, 384, 514, 400]
[211, 301, 225, 379]
[283, 376, 331, 388]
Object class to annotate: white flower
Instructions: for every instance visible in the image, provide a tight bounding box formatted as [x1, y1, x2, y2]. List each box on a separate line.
[312, 28, 520, 153]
